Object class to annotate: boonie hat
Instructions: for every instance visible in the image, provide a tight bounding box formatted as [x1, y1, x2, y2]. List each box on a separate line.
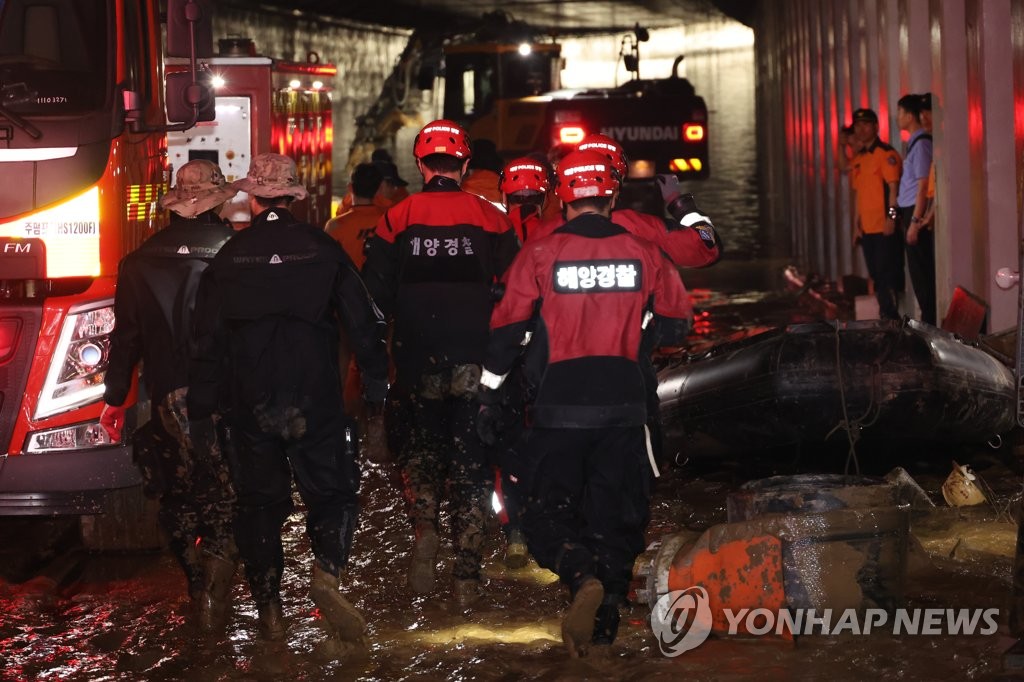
[233, 153, 309, 200]
[159, 159, 238, 218]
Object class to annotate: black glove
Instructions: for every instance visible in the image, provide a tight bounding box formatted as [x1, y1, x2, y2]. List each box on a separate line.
[475, 386, 504, 447]
[663, 190, 717, 249]
[364, 399, 385, 418]
[363, 376, 389, 404]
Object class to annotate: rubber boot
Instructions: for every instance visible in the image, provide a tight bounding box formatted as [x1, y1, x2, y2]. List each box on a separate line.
[407, 522, 439, 594]
[592, 602, 621, 646]
[198, 554, 237, 634]
[562, 577, 604, 658]
[453, 578, 482, 608]
[178, 538, 205, 602]
[503, 528, 529, 569]
[257, 601, 286, 641]
[310, 564, 366, 641]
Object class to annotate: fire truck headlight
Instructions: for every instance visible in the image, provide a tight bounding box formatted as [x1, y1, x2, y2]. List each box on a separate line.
[26, 420, 114, 453]
[35, 303, 115, 419]
[77, 342, 104, 368]
[518, 43, 532, 56]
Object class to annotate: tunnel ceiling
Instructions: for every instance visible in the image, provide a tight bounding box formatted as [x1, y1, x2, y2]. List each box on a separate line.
[230, 0, 734, 34]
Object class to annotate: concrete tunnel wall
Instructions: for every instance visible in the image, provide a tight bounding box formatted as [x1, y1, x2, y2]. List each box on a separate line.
[754, 0, 1024, 331]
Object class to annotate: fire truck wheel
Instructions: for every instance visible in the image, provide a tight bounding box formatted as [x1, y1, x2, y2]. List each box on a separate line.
[79, 485, 164, 552]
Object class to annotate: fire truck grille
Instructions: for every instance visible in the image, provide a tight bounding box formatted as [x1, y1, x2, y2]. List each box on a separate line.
[0, 307, 42, 455]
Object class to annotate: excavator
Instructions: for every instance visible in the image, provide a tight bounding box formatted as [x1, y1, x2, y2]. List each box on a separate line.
[347, 12, 709, 186]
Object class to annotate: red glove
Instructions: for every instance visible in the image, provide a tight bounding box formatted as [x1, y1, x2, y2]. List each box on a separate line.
[99, 404, 126, 443]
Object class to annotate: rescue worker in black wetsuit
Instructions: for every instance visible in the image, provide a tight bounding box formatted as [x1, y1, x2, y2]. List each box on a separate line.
[476, 150, 694, 657]
[188, 154, 389, 648]
[100, 159, 239, 632]
[361, 119, 519, 607]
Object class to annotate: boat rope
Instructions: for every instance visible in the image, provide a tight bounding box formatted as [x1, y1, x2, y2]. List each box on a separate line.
[975, 469, 1015, 524]
[827, 324, 862, 475]
[824, 324, 882, 474]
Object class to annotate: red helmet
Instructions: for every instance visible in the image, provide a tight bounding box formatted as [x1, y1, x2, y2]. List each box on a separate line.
[413, 119, 472, 160]
[554, 150, 620, 204]
[576, 134, 628, 179]
[500, 157, 551, 195]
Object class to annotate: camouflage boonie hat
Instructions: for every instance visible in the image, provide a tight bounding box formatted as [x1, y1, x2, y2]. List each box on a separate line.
[233, 153, 309, 200]
[159, 159, 238, 218]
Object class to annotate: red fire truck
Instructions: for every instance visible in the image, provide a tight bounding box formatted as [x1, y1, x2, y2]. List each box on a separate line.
[166, 37, 336, 227]
[0, 0, 214, 547]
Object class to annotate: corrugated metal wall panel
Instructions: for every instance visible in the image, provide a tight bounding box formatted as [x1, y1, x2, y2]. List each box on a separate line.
[755, 0, 1024, 330]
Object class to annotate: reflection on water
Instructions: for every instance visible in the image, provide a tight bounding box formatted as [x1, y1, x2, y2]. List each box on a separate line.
[0, 458, 1016, 680]
[0, 23, 1018, 682]
[679, 47, 771, 261]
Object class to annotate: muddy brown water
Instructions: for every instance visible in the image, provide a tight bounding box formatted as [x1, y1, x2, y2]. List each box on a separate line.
[2, 282, 1022, 680]
[0, 457, 1018, 680]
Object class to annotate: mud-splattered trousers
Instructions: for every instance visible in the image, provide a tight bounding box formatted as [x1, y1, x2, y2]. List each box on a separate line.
[516, 426, 652, 601]
[400, 365, 492, 581]
[228, 403, 360, 607]
[101, 213, 238, 594]
[137, 388, 237, 595]
[188, 207, 389, 609]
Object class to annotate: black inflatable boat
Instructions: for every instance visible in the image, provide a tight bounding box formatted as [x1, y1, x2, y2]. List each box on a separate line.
[657, 318, 1016, 454]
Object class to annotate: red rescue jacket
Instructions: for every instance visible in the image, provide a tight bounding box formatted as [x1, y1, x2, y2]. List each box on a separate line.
[362, 176, 519, 380]
[484, 213, 693, 428]
[533, 207, 720, 268]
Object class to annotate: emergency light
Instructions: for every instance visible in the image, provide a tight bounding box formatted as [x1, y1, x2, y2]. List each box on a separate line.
[557, 125, 586, 145]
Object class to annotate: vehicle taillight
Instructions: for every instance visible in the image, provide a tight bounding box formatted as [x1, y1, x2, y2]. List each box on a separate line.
[35, 303, 115, 419]
[556, 125, 587, 145]
[670, 158, 705, 173]
[683, 124, 705, 142]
